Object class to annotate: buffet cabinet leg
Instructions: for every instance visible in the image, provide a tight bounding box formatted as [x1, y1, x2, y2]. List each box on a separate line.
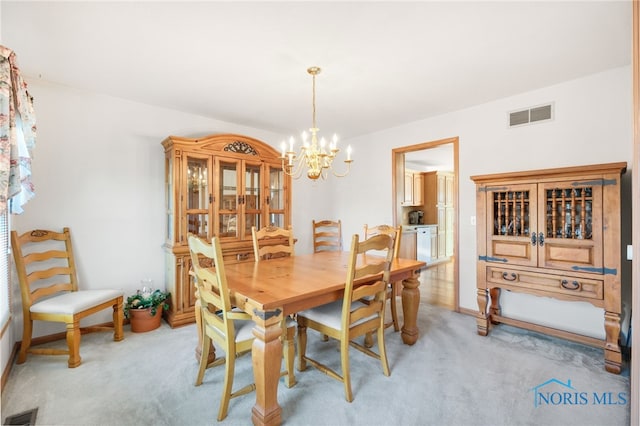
[604, 310, 622, 374]
[476, 288, 489, 336]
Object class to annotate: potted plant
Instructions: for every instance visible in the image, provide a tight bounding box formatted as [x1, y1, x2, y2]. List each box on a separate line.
[124, 288, 170, 333]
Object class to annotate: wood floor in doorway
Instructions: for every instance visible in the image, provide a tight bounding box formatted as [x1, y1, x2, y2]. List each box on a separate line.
[420, 258, 455, 310]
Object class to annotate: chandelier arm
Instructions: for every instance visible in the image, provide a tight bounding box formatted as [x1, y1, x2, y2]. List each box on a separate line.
[282, 155, 306, 179]
[330, 160, 353, 178]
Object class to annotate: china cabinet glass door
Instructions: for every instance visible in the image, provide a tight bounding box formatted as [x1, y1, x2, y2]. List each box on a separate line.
[244, 162, 262, 239]
[266, 164, 286, 227]
[218, 159, 240, 239]
[185, 155, 212, 240]
[165, 155, 174, 243]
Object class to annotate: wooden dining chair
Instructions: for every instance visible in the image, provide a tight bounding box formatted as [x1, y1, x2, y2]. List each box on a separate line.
[363, 224, 402, 331]
[312, 219, 343, 252]
[296, 232, 394, 402]
[188, 235, 296, 421]
[11, 227, 124, 368]
[251, 225, 294, 261]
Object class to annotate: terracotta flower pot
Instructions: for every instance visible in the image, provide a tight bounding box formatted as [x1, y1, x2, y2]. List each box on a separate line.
[129, 305, 163, 333]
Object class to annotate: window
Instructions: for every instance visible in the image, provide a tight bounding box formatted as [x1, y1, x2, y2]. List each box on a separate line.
[0, 209, 9, 330]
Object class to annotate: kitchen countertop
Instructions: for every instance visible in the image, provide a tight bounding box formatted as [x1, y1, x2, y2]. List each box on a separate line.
[403, 224, 438, 232]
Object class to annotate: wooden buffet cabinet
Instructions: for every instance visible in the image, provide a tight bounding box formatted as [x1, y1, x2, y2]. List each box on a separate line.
[471, 162, 626, 374]
[162, 134, 291, 327]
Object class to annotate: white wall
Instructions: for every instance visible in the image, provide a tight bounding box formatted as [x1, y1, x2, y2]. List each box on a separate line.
[2, 79, 291, 373]
[2, 66, 632, 376]
[337, 66, 633, 340]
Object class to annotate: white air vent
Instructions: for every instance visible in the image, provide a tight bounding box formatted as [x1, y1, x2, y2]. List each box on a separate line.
[508, 103, 554, 128]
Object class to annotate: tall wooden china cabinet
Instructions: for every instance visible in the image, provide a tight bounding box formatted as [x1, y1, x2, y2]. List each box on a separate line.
[471, 162, 626, 374]
[162, 134, 291, 327]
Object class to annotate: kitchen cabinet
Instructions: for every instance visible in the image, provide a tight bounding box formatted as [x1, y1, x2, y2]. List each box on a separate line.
[402, 170, 423, 206]
[162, 133, 291, 327]
[399, 230, 417, 260]
[471, 162, 626, 374]
[423, 171, 454, 258]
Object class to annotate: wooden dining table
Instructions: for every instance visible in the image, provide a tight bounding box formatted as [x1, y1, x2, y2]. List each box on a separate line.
[218, 251, 425, 426]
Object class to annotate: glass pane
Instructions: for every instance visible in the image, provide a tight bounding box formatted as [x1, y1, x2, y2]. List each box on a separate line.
[187, 214, 209, 237]
[269, 213, 284, 228]
[220, 162, 238, 211]
[219, 214, 238, 238]
[545, 187, 592, 239]
[492, 190, 530, 236]
[187, 157, 209, 210]
[269, 167, 284, 210]
[165, 156, 173, 241]
[245, 165, 261, 211]
[245, 213, 260, 234]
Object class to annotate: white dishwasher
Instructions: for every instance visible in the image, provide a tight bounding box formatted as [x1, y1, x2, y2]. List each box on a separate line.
[416, 226, 432, 262]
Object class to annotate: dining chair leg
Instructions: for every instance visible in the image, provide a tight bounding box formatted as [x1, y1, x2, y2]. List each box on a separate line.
[377, 324, 391, 377]
[66, 320, 82, 368]
[218, 351, 235, 421]
[195, 334, 211, 386]
[112, 298, 125, 341]
[282, 323, 296, 387]
[340, 337, 353, 402]
[296, 321, 308, 371]
[390, 282, 400, 332]
[18, 320, 32, 364]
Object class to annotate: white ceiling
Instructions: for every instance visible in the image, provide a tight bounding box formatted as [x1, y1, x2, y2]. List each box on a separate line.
[405, 144, 454, 172]
[1, 1, 632, 141]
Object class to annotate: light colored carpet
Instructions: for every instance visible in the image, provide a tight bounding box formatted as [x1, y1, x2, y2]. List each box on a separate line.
[1, 302, 630, 426]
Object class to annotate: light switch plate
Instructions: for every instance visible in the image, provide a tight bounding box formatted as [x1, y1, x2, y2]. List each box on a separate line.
[627, 245, 633, 260]
[470, 216, 476, 226]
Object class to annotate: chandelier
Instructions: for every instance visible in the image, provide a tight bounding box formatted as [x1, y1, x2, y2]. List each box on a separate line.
[280, 66, 353, 180]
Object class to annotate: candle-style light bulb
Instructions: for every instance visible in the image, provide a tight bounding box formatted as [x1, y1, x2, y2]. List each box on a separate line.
[347, 145, 352, 161]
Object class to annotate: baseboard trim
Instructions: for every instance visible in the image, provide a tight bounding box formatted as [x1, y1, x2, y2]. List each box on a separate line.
[1, 341, 19, 395]
[458, 307, 477, 317]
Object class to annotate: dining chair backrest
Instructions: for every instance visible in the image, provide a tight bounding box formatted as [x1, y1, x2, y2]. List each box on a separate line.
[188, 234, 238, 328]
[343, 233, 395, 325]
[363, 224, 402, 259]
[312, 219, 343, 252]
[251, 225, 295, 261]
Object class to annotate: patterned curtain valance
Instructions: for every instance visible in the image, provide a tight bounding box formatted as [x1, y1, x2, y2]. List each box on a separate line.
[0, 45, 36, 215]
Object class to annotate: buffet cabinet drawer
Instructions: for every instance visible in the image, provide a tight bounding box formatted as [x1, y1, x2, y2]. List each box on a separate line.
[485, 266, 603, 300]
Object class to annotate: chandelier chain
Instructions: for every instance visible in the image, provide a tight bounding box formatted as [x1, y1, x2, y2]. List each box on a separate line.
[312, 72, 317, 129]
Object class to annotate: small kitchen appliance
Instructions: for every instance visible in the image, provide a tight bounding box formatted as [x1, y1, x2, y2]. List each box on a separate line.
[408, 210, 424, 225]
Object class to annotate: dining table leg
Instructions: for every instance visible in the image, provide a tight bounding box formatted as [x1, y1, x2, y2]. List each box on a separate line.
[401, 270, 421, 345]
[248, 304, 284, 426]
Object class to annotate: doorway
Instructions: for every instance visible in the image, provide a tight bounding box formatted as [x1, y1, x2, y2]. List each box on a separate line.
[392, 137, 459, 312]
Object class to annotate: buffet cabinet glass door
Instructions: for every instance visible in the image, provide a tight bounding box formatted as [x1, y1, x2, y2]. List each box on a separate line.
[536, 180, 602, 273]
[485, 183, 537, 267]
[485, 179, 603, 272]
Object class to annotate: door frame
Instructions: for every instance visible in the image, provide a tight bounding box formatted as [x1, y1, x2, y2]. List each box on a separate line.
[392, 136, 460, 312]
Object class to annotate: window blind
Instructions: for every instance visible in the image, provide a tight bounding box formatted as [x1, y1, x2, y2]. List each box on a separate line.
[0, 209, 9, 330]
